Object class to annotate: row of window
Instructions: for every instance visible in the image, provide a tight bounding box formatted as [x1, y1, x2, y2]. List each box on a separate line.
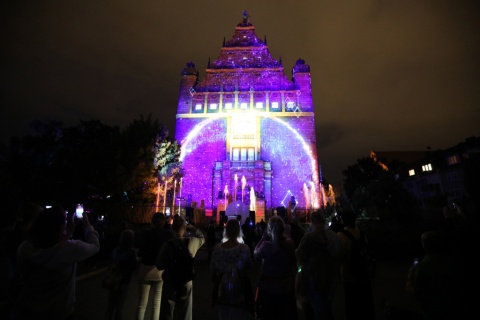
[193, 101, 297, 113]
[232, 148, 255, 161]
[407, 155, 462, 177]
[408, 163, 433, 176]
[408, 164, 465, 185]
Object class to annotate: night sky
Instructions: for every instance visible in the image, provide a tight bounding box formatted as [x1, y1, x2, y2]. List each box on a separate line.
[1, 0, 479, 183]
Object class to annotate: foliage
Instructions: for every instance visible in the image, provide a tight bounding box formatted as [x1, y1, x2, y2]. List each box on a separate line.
[340, 156, 417, 221]
[153, 125, 182, 179]
[118, 115, 162, 203]
[0, 115, 181, 211]
[144, 124, 183, 204]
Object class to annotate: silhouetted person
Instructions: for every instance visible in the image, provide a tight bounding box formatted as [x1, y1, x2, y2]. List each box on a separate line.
[281, 216, 292, 240]
[157, 215, 205, 320]
[211, 219, 253, 319]
[86, 212, 105, 270]
[328, 214, 343, 233]
[337, 210, 375, 320]
[242, 217, 257, 258]
[254, 216, 298, 320]
[406, 231, 463, 320]
[165, 215, 173, 229]
[105, 229, 138, 320]
[2, 202, 43, 316]
[259, 219, 266, 232]
[296, 210, 341, 320]
[136, 212, 174, 320]
[206, 219, 217, 262]
[11, 206, 99, 320]
[287, 217, 305, 249]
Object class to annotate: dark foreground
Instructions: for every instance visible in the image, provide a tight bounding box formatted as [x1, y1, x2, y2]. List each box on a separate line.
[74, 245, 422, 320]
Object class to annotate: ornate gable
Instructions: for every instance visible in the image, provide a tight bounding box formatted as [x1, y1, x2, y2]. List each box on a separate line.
[195, 11, 294, 92]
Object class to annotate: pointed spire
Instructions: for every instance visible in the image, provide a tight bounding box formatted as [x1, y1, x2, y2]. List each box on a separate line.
[207, 57, 211, 68]
[243, 10, 249, 21]
[279, 56, 283, 66]
[319, 165, 323, 183]
[223, 37, 225, 47]
[238, 10, 253, 27]
[264, 35, 267, 45]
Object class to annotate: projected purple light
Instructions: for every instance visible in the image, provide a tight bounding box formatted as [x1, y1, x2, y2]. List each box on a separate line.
[174, 12, 321, 215]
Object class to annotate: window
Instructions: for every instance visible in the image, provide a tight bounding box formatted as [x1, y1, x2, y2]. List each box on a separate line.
[271, 102, 279, 109]
[195, 103, 202, 110]
[240, 102, 248, 109]
[232, 148, 240, 161]
[409, 169, 415, 176]
[209, 103, 217, 110]
[224, 102, 233, 109]
[446, 172, 460, 182]
[447, 155, 460, 166]
[240, 148, 247, 161]
[421, 163, 433, 172]
[248, 148, 254, 160]
[450, 188, 464, 198]
[232, 147, 255, 161]
[286, 101, 295, 110]
[255, 102, 263, 109]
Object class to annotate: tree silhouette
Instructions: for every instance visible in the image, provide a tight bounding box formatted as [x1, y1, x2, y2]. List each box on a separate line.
[0, 115, 182, 213]
[341, 156, 417, 220]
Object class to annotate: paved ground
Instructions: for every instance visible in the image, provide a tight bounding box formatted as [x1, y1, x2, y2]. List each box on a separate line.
[74, 244, 423, 320]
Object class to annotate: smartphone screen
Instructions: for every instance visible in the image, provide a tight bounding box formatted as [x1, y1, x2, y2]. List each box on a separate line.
[75, 204, 84, 219]
[413, 258, 419, 267]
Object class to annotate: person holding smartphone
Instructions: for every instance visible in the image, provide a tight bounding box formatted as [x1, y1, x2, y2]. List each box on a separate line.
[405, 258, 418, 294]
[11, 206, 100, 320]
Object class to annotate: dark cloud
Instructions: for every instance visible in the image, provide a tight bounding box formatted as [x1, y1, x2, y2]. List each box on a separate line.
[1, 0, 479, 183]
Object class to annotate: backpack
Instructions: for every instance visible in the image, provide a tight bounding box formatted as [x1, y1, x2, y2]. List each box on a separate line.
[102, 262, 123, 290]
[217, 263, 244, 305]
[167, 238, 196, 286]
[341, 229, 376, 280]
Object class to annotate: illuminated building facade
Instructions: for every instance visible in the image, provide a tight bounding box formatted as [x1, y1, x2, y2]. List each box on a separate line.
[174, 12, 320, 218]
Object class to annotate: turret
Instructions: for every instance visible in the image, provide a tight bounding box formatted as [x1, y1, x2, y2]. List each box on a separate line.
[177, 61, 199, 114]
[292, 58, 313, 112]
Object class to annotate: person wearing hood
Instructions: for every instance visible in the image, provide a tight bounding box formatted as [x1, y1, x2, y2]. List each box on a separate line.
[295, 210, 342, 320]
[11, 206, 100, 320]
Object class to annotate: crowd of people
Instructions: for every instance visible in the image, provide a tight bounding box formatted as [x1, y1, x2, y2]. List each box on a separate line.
[0, 204, 206, 320]
[206, 210, 375, 320]
[0, 201, 474, 320]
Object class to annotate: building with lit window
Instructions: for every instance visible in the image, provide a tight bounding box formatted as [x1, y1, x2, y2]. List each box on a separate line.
[174, 12, 321, 219]
[374, 136, 480, 208]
